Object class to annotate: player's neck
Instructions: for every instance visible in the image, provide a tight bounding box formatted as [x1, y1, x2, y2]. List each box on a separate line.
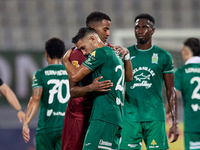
[98, 41, 106, 48]
[136, 40, 152, 50]
[48, 59, 62, 65]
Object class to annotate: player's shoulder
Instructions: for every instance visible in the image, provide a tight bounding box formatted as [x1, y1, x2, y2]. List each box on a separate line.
[70, 47, 84, 56]
[127, 45, 135, 50]
[175, 65, 185, 74]
[153, 45, 171, 55]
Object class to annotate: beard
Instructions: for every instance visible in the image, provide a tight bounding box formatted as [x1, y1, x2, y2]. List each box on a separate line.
[138, 38, 147, 44]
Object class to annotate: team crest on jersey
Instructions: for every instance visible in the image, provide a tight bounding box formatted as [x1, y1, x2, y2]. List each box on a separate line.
[152, 53, 158, 64]
[72, 60, 79, 68]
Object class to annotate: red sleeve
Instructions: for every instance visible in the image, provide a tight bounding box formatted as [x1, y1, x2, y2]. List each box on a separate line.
[69, 47, 86, 68]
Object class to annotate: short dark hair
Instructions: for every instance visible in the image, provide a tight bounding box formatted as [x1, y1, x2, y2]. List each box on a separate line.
[45, 37, 65, 59]
[72, 27, 97, 44]
[134, 13, 155, 25]
[86, 11, 111, 26]
[184, 37, 200, 56]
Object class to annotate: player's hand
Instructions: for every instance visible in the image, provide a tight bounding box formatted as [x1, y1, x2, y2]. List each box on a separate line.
[90, 76, 113, 92]
[63, 47, 75, 62]
[168, 121, 179, 143]
[22, 123, 30, 143]
[114, 45, 129, 59]
[165, 112, 172, 126]
[17, 110, 25, 123]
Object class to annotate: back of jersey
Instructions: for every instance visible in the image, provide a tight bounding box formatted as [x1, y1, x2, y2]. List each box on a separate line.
[32, 64, 70, 134]
[175, 63, 200, 132]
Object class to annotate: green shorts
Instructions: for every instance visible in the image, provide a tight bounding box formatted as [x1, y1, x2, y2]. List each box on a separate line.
[119, 121, 169, 150]
[36, 130, 62, 150]
[184, 132, 200, 150]
[82, 119, 121, 150]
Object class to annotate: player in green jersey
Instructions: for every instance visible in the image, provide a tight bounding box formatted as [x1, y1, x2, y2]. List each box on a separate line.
[167, 38, 200, 150]
[63, 27, 133, 150]
[119, 13, 179, 150]
[22, 38, 69, 150]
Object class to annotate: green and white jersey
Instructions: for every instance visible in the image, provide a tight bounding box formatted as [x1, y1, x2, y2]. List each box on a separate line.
[83, 46, 125, 127]
[175, 58, 200, 132]
[32, 64, 70, 134]
[125, 45, 174, 122]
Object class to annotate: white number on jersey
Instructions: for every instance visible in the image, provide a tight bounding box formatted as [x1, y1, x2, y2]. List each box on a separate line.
[47, 79, 70, 104]
[115, 65, 125, 105]
[190, 77, 200, 100]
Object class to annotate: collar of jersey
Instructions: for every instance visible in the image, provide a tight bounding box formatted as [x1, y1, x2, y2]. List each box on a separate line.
[185, 56, 200, 65]
[49, 63, 62, 66]
[134, 44, 154, 52]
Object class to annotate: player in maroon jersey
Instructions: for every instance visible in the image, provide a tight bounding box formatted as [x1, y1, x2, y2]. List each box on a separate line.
[61, 12, 129, 150]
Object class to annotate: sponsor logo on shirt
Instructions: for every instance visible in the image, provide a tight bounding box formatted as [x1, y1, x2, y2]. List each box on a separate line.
[99, 139, 112, 147]
[72, 60, 79, 68]
[130, 67, 155, 89]
[128, 144, 138, 148]
[90, 51, 96, 57]
[149, 139, 159, 148]
[85, 143, 91, 146]
[152, 53, 158, 64]
[130, 56, 136, 60]
[32, 74, 36, 80]
[46, 109, 65, 116]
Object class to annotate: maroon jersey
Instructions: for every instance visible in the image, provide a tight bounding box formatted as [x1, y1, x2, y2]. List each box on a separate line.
[67, 48, 93, 120]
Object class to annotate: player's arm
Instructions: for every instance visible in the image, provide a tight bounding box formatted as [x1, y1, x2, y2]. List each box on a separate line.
[165, 90, 179, 126]
[0, 83, 25, 123]
[114, 46, 133, 81]
[163, 73, 179, 143]
[22, 87, 42, 143]
[70, 76, 113, 98]
[63, 49, 91, 83]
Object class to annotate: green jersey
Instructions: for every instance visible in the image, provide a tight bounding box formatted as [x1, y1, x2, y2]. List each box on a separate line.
[125, 45, 174, 122]
[175, 60, 200, 132]
[83, 46, 125, 127]
[32, 64, 70, 134]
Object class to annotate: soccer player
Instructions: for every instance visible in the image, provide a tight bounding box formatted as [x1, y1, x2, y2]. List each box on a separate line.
[63, 27, 133, 150]
[168, 38, 200, 150]
[119, 13, 179, 150]
[0, 77, 25, 123]
[61, 11, 128, 150]
[22, 38, 69, 150]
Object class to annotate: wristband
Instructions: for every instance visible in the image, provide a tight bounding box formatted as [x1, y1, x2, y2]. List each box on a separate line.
[124, 53, 130, 60]
[17, 109, 22, 113]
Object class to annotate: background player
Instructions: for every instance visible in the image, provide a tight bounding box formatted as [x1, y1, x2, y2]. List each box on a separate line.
[61, 11, 128, 150]
[167, 37, 200, 150]
[63, 27, 133, 150]
[0, 77, 25, 123]
[22, 38, 70, 150]
[119, 13, 179, 150]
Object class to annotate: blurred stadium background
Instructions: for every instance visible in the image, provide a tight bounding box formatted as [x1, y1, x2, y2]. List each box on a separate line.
[0, 0, 200, 149]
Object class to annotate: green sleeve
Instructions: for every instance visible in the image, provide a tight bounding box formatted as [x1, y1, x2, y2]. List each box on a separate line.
[174, 68, 182, 91]
[163, 51, 174, 73]
[83, 48, 107, 71]
[32, 71, 43, 89]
